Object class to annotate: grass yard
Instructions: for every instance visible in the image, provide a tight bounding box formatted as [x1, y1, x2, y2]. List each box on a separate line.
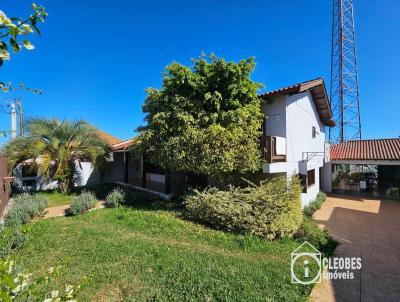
[35, 191, 75, 207]
[13, 183, 119, 208]
[12, 207, 314, 302]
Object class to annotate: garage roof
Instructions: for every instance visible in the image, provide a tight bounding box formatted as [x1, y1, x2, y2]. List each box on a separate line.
[331, 139, 400, 161]
[259, 78, 335, 127]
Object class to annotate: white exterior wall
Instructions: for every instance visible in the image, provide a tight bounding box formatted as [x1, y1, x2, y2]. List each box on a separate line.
[13, 164, 58, 192]
[263, 94, 287, 138]
[74, 162, 100, 187]
[286, 91, 326, 206]
[262, 91, 327, 207]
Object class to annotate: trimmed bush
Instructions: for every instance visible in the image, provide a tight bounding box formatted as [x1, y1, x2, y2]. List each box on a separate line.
[303, 192, 327, 217]
[105, 187, 125, 208]
[69, 191, 97, 216]
[4, 194, 48, 227]
[185, 176, 303, 240]
[0, 226, 26, 259]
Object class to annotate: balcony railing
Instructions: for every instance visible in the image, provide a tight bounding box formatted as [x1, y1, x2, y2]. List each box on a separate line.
[265, 136, 286, 164]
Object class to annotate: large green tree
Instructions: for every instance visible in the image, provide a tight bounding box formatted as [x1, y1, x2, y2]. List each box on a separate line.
[133, 54, 264, 179]
[4, 118, 110, 192]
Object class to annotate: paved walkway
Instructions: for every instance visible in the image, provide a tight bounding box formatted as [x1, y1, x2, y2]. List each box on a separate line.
[309, 195, 400, 302]
[44, 201, 105, 218]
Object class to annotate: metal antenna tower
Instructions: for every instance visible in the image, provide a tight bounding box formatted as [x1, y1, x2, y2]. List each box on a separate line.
[329, 0, 362, 143]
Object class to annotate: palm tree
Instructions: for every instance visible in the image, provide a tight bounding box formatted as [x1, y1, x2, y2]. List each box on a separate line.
[4, 118, 111, 193]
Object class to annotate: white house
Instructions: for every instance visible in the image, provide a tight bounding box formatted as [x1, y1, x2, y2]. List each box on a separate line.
[101, 78, 338, 205]
[11, 78, 340, 207]
[259, 78, 335, 206]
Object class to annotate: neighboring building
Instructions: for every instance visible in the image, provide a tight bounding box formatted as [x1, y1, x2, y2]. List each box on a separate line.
[13, 130, 122, 192]
[259, 78, 335, 206]
[324, 138, 400, 199]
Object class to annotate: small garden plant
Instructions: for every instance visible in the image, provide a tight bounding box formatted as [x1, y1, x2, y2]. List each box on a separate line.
[303, 192, 327, 217]
[68, 191, 97, 216]
[0, 227, 26, 259]
[0, 260, 80, 301]
[105, 187, 125, 208]
[4, 194, 48, 228]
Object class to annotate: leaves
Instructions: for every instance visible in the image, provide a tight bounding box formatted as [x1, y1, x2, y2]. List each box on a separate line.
[0, 4, 46, 63]
[23, 40, 34, 50]
[134, 54, 264, 179]
[185, 176, 303, 239]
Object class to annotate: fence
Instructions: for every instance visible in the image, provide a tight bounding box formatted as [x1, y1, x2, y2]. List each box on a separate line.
[0, 154, 12, 217]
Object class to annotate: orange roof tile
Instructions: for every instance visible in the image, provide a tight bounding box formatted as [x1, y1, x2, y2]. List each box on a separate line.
[330, 139, 400, 161]
[96, 130, 122, 146]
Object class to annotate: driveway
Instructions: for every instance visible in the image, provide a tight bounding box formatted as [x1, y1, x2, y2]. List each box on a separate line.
[309, 195, 400, 302]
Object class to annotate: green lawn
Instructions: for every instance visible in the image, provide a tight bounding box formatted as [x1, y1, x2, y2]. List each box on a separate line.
[35, 191, 75, 207]
[13, 207, 314, 301]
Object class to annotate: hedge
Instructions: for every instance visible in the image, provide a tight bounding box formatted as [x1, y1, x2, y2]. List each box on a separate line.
[185, 176, 303, 240]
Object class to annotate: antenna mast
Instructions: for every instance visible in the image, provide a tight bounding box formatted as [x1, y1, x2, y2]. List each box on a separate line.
[329, 0, 362, 143]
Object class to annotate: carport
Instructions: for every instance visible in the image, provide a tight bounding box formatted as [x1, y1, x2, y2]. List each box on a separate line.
[324, 138, 400, 199]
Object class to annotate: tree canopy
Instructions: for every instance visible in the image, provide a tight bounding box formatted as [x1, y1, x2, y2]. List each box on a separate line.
[4, 118, 110, 192]
[133, 54, 264, 178]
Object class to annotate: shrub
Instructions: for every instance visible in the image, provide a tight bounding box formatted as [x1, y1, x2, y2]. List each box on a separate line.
[303, 192, 327, 217]
[105, 187, 125, 208]
[4, 194, 48, 227]
[295, 217, 328, 248]
[68, 191, 97, 216]
[294, 217, 337, 256]
[185, 176, 303, 240]
[0, 227, 26, 259]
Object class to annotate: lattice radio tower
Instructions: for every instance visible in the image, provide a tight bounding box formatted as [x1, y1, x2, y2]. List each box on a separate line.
[329, 0, 362, 144]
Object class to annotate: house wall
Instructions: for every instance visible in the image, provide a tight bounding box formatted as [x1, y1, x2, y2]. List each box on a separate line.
[13, 160, 98, 192]
[74, 162, 100, 187]
[262, 91, 327, 206]
[263, 94, 287, 138]
[286, 91, 326, 206]
[13, 165, 56, 192]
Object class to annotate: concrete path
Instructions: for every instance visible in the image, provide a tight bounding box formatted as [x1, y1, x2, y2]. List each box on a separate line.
[309, 195, 400, 302]
[44, 201, 105, 218]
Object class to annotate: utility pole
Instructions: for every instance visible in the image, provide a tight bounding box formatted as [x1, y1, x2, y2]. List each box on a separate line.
[16, 98, 24, 137]
[329, 0, 362, 143]
[10, 102, 17, 139]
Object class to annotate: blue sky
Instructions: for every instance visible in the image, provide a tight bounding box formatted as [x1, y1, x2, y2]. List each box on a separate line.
[1, 0, 399, 142]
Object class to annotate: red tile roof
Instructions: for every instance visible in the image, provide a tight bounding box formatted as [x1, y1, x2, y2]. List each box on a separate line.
[330, 139, 400, 161]
[259, 78, 335, 127]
